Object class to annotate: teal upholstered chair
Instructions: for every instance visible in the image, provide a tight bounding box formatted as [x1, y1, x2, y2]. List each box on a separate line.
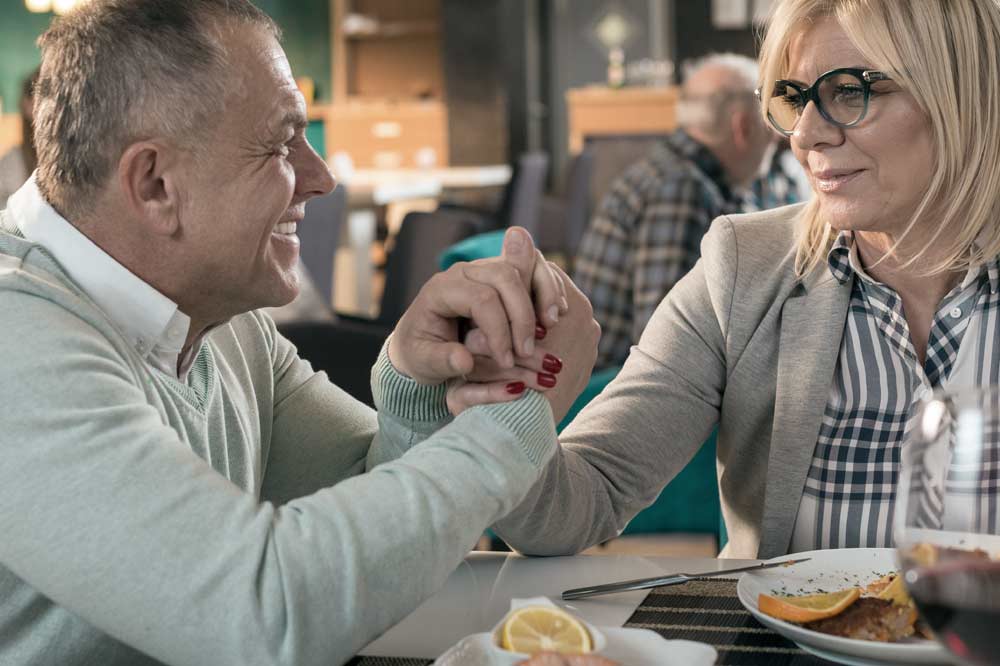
[438, 229, 506, 270]
[439, 233, 723, 550]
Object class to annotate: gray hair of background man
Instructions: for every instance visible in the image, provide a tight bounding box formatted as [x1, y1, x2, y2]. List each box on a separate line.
[674, 53, 760, 141]
[33, 0, 280, 219]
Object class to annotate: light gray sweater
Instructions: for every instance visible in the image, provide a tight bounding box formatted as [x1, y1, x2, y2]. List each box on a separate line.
[0, 214, 557, 666]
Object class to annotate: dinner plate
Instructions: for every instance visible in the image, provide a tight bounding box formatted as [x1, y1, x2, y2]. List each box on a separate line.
[736, 548, 953, 665]
[432, 629, 716, 666]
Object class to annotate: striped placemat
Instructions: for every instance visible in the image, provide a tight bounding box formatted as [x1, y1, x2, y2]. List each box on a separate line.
[349, 578, 837, 665]
[633, 578, 832, 665]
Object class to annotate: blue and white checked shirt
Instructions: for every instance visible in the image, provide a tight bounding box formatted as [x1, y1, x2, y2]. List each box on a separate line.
[790, 232, 1000, 551]
[573, 130, 758, 369]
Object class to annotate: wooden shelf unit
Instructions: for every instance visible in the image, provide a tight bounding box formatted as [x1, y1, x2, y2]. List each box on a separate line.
[329, 0, 448, 167]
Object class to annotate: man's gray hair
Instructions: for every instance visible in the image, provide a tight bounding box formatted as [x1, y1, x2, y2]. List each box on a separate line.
[33, 0, 280, 217]
[675, 52, 760, 139]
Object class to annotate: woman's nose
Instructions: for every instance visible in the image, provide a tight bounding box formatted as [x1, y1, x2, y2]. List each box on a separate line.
[791, 100, 844, 151]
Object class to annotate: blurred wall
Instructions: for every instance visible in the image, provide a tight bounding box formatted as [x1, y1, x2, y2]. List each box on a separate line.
[674, 1, 757, 66]
[0, 6, 49, 114]
[545, 0, 673, 178]
[441, 0, 507, 166]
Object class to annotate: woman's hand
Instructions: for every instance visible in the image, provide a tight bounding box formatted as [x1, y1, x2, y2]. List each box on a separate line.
[447, 263, 600, 423]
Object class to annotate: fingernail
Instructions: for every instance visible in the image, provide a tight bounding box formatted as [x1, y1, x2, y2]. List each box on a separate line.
[506, 228, 526, 251]
[547, 305, 559, 324]
[537, 372, 557, 388]
[543, 354, 563, 374]
[560, 297, 569, 312]
[523, 337, 535, 357]
[535, 324, 547, 340]
[506, 381, 526, 395]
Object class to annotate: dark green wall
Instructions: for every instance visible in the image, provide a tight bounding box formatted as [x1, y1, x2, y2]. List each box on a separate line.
[254, 0, 331, 102]
[0, 1, 331, 113]
[0, 6, 49, 113]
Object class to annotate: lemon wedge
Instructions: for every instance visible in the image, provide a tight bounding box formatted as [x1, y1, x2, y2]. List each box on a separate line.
[758, 588, 861, 624]
[875, 574, 913, 606]
[500, 605, 592, 655]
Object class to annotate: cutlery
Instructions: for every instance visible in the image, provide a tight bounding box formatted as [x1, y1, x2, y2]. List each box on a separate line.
[561, 557, 812, 600]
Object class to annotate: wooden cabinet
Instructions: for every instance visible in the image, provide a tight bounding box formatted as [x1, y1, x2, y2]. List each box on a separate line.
[325, 100, 448, 169]
[327, 0, 448, 167]
[566, 86, 680, 153]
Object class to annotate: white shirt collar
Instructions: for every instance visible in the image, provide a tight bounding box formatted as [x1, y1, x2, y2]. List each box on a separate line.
[7, 176, 194, 379]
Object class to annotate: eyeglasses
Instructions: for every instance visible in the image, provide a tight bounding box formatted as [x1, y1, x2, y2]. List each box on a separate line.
[755, 68, 892, 136]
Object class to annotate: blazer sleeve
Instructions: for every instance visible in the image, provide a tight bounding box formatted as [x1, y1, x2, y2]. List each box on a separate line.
[494, 216, 738, 554]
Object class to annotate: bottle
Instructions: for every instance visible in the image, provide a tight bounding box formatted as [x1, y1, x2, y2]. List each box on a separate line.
[607, 47, 625, 89]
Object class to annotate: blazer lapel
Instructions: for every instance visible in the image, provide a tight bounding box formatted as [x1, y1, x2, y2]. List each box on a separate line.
[758, 269, 852, 557]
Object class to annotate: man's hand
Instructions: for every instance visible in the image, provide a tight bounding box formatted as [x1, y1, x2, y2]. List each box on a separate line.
[447, 263, 600, 423]
[387, 227, 568, 386]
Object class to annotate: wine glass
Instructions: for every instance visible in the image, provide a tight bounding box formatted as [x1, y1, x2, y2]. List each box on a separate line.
[895, 386, 1000, 666]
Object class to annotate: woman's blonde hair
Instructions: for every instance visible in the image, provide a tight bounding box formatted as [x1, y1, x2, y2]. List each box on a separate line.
[757, 0, 1000, 277]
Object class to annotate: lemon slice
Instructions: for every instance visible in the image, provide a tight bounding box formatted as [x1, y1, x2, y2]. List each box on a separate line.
[875, 574, 912, 606]
[500, 605, 592, 655]
[758, 588, 861, 623]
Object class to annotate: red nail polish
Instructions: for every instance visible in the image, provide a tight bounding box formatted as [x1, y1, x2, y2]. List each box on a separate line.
[542, 354, 563, 374]
[535, 324, 547, 340]
[506, 381, 526, 395]
[537, 373, 557, 388]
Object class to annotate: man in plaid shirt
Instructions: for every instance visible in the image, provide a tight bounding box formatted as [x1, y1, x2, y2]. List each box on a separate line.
[575, 54, 792, 368]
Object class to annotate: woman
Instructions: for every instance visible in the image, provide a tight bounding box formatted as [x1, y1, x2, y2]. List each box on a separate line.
[0, 69, 39, 210]
[481, 0, 1000, 558]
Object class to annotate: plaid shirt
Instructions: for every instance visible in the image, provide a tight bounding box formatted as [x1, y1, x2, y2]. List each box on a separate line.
[790, 232, 1000, 551]
[574, 130, 771, 369]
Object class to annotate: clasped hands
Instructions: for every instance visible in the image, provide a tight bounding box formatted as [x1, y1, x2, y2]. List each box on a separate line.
[387, 227, 600, 423]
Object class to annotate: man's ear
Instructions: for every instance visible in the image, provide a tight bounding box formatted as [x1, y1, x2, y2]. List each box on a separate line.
[118, 141, 180, 237]
[730, 108, 751, 151]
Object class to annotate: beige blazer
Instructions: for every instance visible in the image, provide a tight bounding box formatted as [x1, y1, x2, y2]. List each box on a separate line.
[496, 203, 854, 559]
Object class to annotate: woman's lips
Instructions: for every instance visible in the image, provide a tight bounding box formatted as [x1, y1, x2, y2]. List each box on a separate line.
[812, 169, 863, 193]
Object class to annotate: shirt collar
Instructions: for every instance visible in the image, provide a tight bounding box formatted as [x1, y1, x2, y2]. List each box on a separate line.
[665, 128, 737, 202]
[7, 176, 192, 377]
[827, 230, 1000, 294]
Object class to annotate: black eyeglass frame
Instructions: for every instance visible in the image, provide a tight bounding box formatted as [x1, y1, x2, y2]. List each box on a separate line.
[754, 67, 892, 136]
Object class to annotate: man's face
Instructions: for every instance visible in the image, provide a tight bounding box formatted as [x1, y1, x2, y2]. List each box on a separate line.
[174, 24, 335, 320]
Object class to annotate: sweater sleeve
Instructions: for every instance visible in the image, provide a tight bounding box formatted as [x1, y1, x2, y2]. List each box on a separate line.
[0, 291, 557, 666]
[493, 217, 737, 554]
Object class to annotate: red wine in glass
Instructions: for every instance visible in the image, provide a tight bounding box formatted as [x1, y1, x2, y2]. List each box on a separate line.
[904, 558, 1000, 666]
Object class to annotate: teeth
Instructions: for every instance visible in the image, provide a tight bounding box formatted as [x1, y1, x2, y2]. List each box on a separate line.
[275, 222, 297, 235]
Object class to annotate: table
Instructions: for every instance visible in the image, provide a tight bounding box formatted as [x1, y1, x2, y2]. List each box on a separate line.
[351, 552, 837, 665]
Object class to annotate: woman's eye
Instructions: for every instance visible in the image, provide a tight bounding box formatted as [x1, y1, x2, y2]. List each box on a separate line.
[780, 93, 804, 110]
[832, 86, 865, 106]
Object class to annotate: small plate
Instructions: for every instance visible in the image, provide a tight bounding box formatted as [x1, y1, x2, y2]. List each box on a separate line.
[736, 548, 952, 665]
[433, 629, 716, 666]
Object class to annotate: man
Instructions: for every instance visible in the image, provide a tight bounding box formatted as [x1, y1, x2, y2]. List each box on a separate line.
[574, 53, 777, 368]
[0, 2, 597, 665]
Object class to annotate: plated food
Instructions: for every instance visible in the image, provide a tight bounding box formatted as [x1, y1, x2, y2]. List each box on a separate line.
[736, 548, 950, 665]
[515, 652, 620, 666]
[758, 572, 921, 642]
[497, 605, 621, 666]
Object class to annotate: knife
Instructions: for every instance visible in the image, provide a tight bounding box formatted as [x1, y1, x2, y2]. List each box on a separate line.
[561, 557, 811, 600]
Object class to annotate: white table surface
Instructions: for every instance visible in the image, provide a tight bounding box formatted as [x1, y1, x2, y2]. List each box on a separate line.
[360, 551, 758, 659]
[343, 165, 512, 192]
